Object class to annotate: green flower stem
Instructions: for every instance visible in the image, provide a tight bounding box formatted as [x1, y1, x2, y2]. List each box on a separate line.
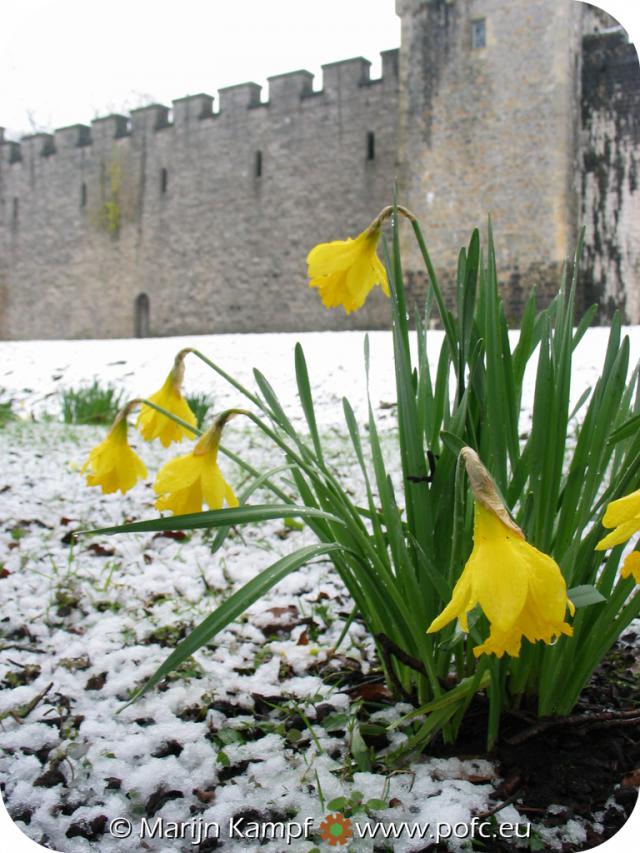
[140, 398, 201, 436]
[410, 218, 459, 372]
[447, 451, 468, 586]
[139, 398, 291, 503]
[190, 349, 264, 411]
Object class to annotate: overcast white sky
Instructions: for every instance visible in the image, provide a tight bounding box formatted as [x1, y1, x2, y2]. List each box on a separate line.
[1, 1, 638, 140]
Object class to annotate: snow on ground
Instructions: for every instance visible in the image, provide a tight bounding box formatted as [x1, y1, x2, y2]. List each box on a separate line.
[2, 327, 639, 427]
[1, 328, 639, 852]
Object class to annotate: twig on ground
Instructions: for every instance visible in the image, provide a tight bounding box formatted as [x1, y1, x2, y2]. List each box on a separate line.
[476, 789, 522, 820]
[376, 633, 428, 676]
[0, 643, 46, 654]
[505, 708, 640, 745]
[376, 634, 415, 703]
[0, 682, 53, 725]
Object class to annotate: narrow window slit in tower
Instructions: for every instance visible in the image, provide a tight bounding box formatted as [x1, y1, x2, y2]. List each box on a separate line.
[135, 293, 150, 338]
[160, 168, 168, 194]
[367, 131, 375, 161]
[12, 197, 19, 223]
[80, 182, 87, 208]
[472, 19, 486, 50]
[255, 150, 262, 178]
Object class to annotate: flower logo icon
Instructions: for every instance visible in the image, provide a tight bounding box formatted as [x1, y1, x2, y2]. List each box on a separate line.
[319, 812, 353, 846]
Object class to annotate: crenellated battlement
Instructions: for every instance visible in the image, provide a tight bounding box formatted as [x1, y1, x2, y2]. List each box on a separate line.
[321, 56, 372, 92]
[171, 94, 214, 125]
[217, 82, 263, 112]
[90, 114, 130, 146]
[0, 49, 399, 160]
[55, 124, 91, 149]
[267, 70, 314, 102]
[2, 137, 21, 164]
[129, 104, 171, 135]
[18, 132, 55, 158]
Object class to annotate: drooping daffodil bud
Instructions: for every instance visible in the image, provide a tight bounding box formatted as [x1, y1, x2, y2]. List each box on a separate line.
[153, 409, 246, 516]
[137, 348, 197, 447]
[82, 401, 147, 495]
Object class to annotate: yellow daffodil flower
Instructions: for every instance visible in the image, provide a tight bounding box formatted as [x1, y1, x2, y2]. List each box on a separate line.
[137, 350, 197, 447]
[82, 415, 147, 495]
[621, 551, 640, 584]
[427, 448, 574, 658]
[154, 412, 239, 516]
[595, 488, 640, 551]
[307, 224, 389, 314]
[307, 206, 417, 313]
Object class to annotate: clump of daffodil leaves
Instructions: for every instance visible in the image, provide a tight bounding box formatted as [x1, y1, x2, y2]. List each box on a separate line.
[81, 203, 640, 752]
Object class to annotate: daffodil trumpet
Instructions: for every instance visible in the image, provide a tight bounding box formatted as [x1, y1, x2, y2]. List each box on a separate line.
[82, 399, 148, 495]
[307, 205, 416, 314]
[427, 448, 575, 658]
[153, 409, 248, 516]
[136, 349, 198, 447]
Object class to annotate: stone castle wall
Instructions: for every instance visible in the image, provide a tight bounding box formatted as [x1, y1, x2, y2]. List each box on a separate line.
[581, 29, 640, 320]
[0, 0, 639, 340]
[0, 54, 399, 339]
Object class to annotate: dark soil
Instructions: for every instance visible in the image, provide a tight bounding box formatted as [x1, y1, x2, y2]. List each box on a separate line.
[308, 632, 638, 850]
[427, 632, 640, 852]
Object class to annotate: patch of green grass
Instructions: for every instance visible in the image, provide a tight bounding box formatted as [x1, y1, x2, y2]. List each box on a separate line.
[61, 381, 123, 425]
[146, 622, 190, 647]
[185, 392, 213, 429]
[0, 392, 15, 427]
[10, 527, 28, 542]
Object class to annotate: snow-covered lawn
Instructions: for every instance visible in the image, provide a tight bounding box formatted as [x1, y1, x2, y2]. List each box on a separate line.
[1, 329, 638, 852]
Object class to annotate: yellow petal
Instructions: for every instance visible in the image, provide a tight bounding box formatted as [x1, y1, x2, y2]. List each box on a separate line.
[137, 373, 197, 446]
[310, 271, 355, 312]
[621, 551, 640, 584]
[225, 482, 239, 508]
[307, 232, 368, 275]
[596, 518, 640, 551]
[156, 480, 202, 515]
[115, 444, 148, 494]
[427, 568, 474, 634]
[372, 252, 390, 297]
[473, 625, 523, 659]
[82, 421, 146, 495]
[467, 506, 529, 633]
[602, 489, 640, 528]
[343, 247, 379, 311]
[307, 228, 388, 314]
[201, 461, 227, 510]
[427, 499, 574, 659]
[471, 547, 528, 634]
[154, 452, 203, 495]
[520, 545, 571, 625]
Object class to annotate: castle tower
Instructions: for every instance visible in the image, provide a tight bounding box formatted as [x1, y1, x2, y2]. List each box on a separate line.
[396, 0, 583, 315]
